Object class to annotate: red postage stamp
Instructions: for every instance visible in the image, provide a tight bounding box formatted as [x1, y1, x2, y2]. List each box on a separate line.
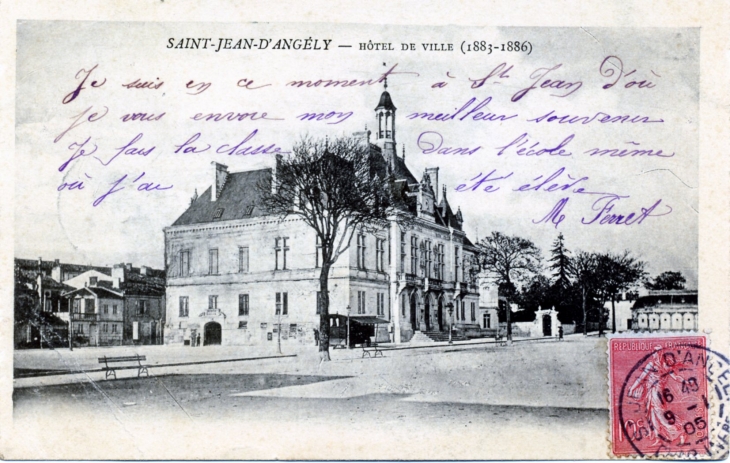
[609, 335, 710, 458]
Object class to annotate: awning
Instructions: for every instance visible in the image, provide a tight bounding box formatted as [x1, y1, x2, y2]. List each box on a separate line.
[349, 316, 390, 325]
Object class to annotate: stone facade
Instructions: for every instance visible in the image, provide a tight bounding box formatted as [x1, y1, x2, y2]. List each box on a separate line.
[630, 290, 698, 331]
[163, 86, 480, 346]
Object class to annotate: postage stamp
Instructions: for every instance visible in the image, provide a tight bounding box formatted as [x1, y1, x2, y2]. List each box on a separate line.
[609, 335, 729, 459]
[4, 3, 730, 460]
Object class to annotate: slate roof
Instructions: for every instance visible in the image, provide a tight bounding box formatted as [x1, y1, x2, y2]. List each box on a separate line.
[15, 258, 112, 277]
[121, 268, 166, 297]
[375, 90, 397, 111]
[170, 144, 466, 234]
[632, 291, 698, 310]
[172, 169, 271, 226]
[39, 275, 74, 292]
[15, 258, 54, 276]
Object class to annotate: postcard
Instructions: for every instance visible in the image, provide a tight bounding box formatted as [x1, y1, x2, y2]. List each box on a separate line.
[3, 3, 730, 460]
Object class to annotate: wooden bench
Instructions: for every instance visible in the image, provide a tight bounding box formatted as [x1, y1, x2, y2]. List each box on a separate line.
[362, 343, 384, 358]
[98, 355, 149, 380]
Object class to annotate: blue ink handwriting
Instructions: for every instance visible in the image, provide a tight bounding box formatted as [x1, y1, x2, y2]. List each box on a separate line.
[94, 133, 155, 166]
[54, 106, 108, 143]
[496, 133, 574, 157]
[584, 141, 675, 158]
[600, 55, 658, 90]
[533, 197, 569, 228]
[296, 111, 353, 125]
[407, 97, 518, 122]
[58, 137, 97, 172]
[581, 196, 672, 225]
[62, 64, 107, 104]
[455, 170, 513, 193]
[417, 131, 482, 155]
[511, 64, 582, 102]
[92, 172, 173, 207]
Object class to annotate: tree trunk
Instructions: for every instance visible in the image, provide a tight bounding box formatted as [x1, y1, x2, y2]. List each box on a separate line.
[318, 263, 331, 361]
[598, 297, 605, 337]
[506, 298, 512, 341]
[582, 286, 587, 336]
[611, 296, 617, 334]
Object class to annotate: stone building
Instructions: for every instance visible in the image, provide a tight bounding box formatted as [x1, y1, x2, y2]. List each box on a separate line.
[630, 289, 698, 331]
[163, 85, 480, 347]
[62, 264, 166, 345]
[13, 258, 165, 347]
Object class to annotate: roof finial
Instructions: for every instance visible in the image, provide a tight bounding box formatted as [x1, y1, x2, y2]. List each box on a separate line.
[384, 76, 388, 90]
[325, 135, 329, 150]
[402, 144, 405, 159]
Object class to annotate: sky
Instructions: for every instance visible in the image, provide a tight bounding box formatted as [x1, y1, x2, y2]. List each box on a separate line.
[15, 22, 698, 287]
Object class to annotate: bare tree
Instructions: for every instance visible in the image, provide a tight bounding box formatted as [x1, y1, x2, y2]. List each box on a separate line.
[477, 231, 541, 341]
[258, 135, 395, 361]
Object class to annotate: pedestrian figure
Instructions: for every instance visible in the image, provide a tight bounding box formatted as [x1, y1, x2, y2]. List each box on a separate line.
[558, 325, 564, 340]
[313, 328, 319, 346]
[197, 333, 201, 346]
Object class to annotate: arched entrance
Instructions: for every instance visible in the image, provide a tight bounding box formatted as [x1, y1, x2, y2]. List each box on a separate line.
[204, 322, 222, 346]
[409, 291, 419, 332]
[424, 296, 432, 331]
[542, 315, 552, 337]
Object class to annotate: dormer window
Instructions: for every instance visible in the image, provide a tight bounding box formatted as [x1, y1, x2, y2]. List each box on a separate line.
[89, 277, 98, 286]
[243, 205, 254, 217]
[213, 208, 224, 219]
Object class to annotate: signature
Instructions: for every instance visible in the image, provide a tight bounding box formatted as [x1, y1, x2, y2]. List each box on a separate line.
[534, 196, 672, 228]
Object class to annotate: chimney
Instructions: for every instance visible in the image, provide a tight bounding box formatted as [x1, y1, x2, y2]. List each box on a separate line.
[37, 257, 42, 276]
[113, 277, 120, 289]
[51, 260, 62, 282]
[112, 264, 126, 283]
[272, 154, 283, 194]
[140, 266, 149, 276]
[125, 263, 132, 271]
[425, 167, 439, 203]
[211, 162, 229, 201]
[190, 188, 198, 207]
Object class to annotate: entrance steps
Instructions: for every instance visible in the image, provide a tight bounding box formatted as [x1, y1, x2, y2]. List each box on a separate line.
[408, 330, 469, 344]
[423, 330, 468, 342]
[409, 332, 435, 344]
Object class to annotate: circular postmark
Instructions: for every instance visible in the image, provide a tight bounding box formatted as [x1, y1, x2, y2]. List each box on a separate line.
[613, 339, 730, 459]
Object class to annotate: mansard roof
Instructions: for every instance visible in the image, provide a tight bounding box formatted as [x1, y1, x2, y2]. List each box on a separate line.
[172, 168, 272, 226]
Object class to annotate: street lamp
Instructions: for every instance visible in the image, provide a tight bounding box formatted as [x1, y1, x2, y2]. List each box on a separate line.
[446, 302, 454, 345]
[276, 301, 282, 354]
[346, 305, 351, 349]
